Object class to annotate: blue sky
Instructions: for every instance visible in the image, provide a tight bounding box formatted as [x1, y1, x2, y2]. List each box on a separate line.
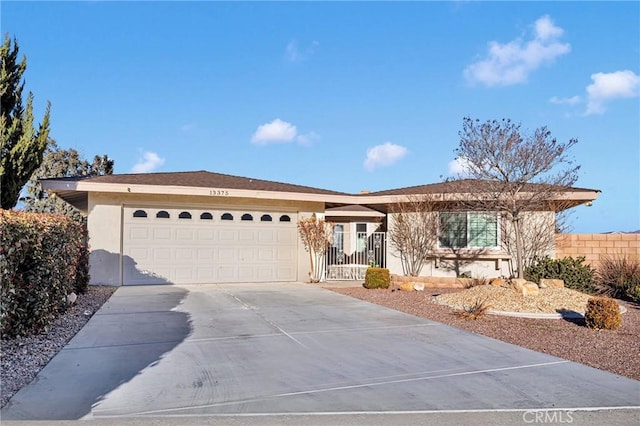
[3, 1, 639, 233]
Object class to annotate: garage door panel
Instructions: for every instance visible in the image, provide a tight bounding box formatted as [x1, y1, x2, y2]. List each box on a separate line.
[277, 267, 296, 280]
[258, 248, 275, 261]
[218, 230, 236, 241]
[278, 230, 296, 243]
[123, 207, 298, 284]
[237, 267, 255, 281]
[153, 228, 172, 239]
[197, 268, 215, 280]
[129, 247, 150, 260]
[175, 268, 194, 281]
[175, 248, 195, 260]
[257, 267, 274, 281]
[218, 248, 236, 261]
[153, 248, 171, 261]
[277, 248, 295, 261]
[129, 227, 149, 241]
[197, 248, 214, 260]
[218, 266, 236, 282]
[239, 248, 257, 262]
[176, 229, 194, 241]
[238, 230, 255, 241]
[197, 229, 215, 240]
[258, 230, 275, 242]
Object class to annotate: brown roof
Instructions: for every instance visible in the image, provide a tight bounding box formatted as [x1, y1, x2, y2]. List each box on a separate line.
[43, 170, 349, 196]
[364, 179, 600, 196]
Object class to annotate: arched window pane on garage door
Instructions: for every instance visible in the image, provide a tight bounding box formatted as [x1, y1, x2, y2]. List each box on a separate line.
[261, 214, 272, 222]
[179, 211, 192, 219]
[200, 212, 213, 220]
[241, 213, 253, 221]
[156, 210, 170, 219]
[133, 210, 147, 218]
[279, 215, 291, 222]
[221, 213, 233, 221]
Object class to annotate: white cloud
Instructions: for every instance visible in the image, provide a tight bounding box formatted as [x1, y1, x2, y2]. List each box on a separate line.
[131, 151, 165, 173]
[251, 118, 297, 144]
[550, 95, 581, 105]
[251, 118, 318, 146]
[586, 70, 640, 115]
[448, 157, 472, 176]
[285, 39, 319, 62]
[464, 15, 570, 87]
[363, 142, 408, 171]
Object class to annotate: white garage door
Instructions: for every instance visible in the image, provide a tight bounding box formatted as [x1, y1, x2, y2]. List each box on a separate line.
[122, 207, 298, 284]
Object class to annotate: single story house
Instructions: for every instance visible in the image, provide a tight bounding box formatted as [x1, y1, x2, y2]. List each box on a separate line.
[41, 170, 599, 285]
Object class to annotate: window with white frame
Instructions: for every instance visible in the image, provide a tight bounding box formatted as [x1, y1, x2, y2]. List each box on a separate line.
[332, 224, 344, 251]
[439, 212, 498, 249]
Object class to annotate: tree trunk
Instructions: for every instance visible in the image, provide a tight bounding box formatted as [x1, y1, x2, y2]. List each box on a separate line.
[513, 217, 525, 278]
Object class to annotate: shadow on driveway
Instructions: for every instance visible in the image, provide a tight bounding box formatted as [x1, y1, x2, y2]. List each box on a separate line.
[1, 285, 191, 420]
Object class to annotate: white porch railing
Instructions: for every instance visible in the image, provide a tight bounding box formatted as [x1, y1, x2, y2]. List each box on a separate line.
[326, 231, 386, 280]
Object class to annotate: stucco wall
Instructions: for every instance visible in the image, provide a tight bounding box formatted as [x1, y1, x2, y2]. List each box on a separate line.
[555, 233, 640, 266]
[87, 191, 324, 285]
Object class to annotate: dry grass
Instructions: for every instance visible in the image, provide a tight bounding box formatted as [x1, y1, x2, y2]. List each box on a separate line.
[454, 298, 491, 320]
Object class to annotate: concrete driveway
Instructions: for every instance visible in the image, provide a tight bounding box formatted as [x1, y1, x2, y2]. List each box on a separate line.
[2, 283, 639, 424]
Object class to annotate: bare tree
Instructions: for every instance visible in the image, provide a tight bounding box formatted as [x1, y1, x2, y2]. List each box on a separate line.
[22, 139, 114, 221]
[452, 117, 580, 278]
[297, 216, 334, 283]
[387, 194, 440, 276]
[500, 200, 575, 275]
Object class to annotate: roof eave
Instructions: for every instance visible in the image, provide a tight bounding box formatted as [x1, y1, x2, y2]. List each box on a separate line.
[41, 180, 600, 212]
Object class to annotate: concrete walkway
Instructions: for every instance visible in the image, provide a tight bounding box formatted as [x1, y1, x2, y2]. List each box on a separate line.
[2, 283, 639, 424]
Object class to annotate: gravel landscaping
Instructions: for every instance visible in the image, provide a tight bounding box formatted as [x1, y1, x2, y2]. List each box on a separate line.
[329, 285, 640, 382]
[434, 285, 595, 315]
[0, 285, 117, 408]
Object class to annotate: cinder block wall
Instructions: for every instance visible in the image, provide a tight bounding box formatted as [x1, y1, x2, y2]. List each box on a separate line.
[555, 234, 640, 266]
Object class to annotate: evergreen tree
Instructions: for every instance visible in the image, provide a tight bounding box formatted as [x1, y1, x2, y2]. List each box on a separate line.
[1, 35, 51, 209]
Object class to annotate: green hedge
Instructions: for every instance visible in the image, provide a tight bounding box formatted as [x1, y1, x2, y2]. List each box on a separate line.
[364, 267, 390, 289]
[524, 256, 598, 295]
[0, 210, 90, 338]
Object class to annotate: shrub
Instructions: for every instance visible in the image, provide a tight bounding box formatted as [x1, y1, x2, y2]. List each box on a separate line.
[0, 210, 90, 338]
[74, 224, 91, 294]
[455, 298, 491, 320]
[595, 254, 640, 303]
[584, 297, 622, 330]
[525, 256, 598, 294]
[364, 267, 390, 289]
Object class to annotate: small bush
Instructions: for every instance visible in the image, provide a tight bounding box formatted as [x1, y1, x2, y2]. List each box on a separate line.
[595, 254, 640, 303]
[455, 298, 491, 320]
[584, 297, 622, 330]
[525, 256, 598, 294]
[364, 267, 390, 289]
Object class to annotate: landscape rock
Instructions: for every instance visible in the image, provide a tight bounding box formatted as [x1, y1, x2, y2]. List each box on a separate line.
[66, 292, 77, 305]
[511, 279, 540, 296]
[490, 278, 506, 287]
[540, 278, 564, 289]
[399, 282, 415, 292]
[413, 282, 425, 291]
